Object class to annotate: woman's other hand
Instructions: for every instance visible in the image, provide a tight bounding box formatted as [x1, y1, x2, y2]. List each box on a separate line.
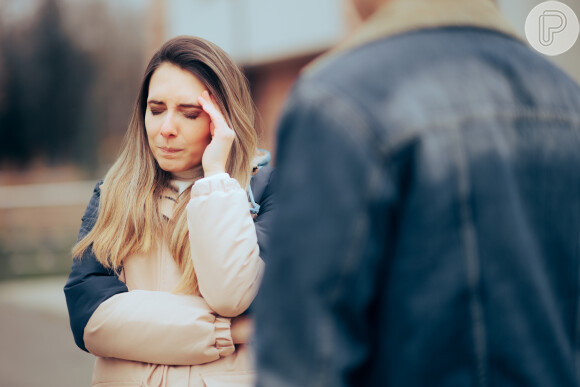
[198, 90, 236, 177]
[230, 316, 253, 344]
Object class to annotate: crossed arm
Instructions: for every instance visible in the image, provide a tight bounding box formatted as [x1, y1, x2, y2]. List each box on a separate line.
[65, 168, 273, 365]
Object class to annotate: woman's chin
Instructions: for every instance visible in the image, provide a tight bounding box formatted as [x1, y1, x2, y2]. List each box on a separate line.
[157, 161, 184, 173]
[157, 160, 200, 174]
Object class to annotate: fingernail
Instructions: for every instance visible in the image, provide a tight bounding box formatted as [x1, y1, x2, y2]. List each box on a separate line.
[202, 90, 210, 99]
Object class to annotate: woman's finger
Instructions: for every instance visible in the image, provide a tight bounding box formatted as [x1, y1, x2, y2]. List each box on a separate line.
[198, 90, 227, 129]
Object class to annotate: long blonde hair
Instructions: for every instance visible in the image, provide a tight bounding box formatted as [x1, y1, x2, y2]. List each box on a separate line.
[73, 36, 258, 294]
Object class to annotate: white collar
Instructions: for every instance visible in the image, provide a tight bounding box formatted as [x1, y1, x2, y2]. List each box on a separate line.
[170, 165, 204, 194]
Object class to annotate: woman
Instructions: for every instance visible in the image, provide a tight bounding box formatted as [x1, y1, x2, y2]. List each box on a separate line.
[64, 36, 274, 386]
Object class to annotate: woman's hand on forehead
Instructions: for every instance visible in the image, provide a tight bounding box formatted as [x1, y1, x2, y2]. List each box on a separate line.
[198, 90, 236, 177]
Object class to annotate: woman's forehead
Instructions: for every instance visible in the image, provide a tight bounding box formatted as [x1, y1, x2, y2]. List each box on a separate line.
[148, 62, 206, 101]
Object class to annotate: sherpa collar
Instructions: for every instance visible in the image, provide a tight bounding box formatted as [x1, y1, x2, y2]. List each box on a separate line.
[306, 0, 523, 74]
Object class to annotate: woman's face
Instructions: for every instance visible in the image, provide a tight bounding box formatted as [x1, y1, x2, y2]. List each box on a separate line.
[145, 62, 213, 173]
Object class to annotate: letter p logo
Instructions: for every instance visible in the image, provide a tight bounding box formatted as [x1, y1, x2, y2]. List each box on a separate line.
[540, 10, 567, 46]
[525, 1, 579, 56]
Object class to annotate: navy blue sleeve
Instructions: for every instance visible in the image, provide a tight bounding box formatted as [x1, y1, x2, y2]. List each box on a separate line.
[63, 181, 129, 352]
[251, 165, 275, 264]
[241, 166, 275, 315]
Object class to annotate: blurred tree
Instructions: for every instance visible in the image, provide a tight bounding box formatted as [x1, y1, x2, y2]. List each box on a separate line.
[0, 0, 95, 168]
[72, 0, 145, 169]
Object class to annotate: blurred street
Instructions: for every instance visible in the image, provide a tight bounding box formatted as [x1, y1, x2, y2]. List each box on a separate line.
[0, 276, 94, 387]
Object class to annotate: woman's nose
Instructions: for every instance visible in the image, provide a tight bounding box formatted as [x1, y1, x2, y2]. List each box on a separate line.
[160, 114, 177, 137]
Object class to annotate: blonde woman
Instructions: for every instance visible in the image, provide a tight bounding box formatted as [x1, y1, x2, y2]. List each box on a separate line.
[64, 36, 274, 386]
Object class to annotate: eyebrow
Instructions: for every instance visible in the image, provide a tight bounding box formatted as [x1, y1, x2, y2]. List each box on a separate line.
[147, 99, 202, 109]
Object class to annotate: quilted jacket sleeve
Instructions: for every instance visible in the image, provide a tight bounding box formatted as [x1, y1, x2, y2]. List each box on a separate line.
[83, 290, 234, 365]
[186, 172, 267, 317]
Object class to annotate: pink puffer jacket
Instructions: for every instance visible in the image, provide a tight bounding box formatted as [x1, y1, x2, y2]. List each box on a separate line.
[84, 174, 265, 386]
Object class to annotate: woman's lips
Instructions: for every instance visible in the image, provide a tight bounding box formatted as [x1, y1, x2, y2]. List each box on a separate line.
[159, 146, 182, 154]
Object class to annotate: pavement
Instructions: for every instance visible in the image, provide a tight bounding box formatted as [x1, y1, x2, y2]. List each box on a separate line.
[0, 276, 94, 387]
[0, 181, 97, 209]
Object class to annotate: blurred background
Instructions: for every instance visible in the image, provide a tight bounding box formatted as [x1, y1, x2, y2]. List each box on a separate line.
[0, 0, 578, 386]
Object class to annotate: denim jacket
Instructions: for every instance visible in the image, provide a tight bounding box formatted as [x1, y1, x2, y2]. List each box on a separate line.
[254, 0, 580, 386]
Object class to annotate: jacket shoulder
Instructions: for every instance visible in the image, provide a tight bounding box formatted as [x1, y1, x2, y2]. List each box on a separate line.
[79, 180, 104, 239]
[250, 166, 274, 204]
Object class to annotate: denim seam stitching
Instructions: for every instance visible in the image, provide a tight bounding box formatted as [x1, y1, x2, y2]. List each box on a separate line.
[575, 209, 580, 381]
[453, 124, 488, 386]
[378, 109, 580, 158]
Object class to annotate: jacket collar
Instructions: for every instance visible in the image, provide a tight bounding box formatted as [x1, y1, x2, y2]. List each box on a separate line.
[306, 0, 522, 74]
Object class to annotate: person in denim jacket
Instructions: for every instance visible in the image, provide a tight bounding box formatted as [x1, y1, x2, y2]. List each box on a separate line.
[254, 0, 580, 386]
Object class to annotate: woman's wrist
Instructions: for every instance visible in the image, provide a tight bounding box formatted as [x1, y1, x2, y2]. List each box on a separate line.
[203, 168, 226, 177]
[231, 316, 253, 344]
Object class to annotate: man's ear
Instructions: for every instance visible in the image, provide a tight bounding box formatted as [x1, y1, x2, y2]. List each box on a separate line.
[349, 0, 388, 21]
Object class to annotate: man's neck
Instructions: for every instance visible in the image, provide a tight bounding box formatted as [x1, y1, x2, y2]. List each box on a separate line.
[306, 0, 520, 75]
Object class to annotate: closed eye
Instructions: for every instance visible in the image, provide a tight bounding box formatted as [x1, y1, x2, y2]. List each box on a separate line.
[181, 107, 203, 120]
[148, 100, 165, 116]
[183, 112, 201, 120]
